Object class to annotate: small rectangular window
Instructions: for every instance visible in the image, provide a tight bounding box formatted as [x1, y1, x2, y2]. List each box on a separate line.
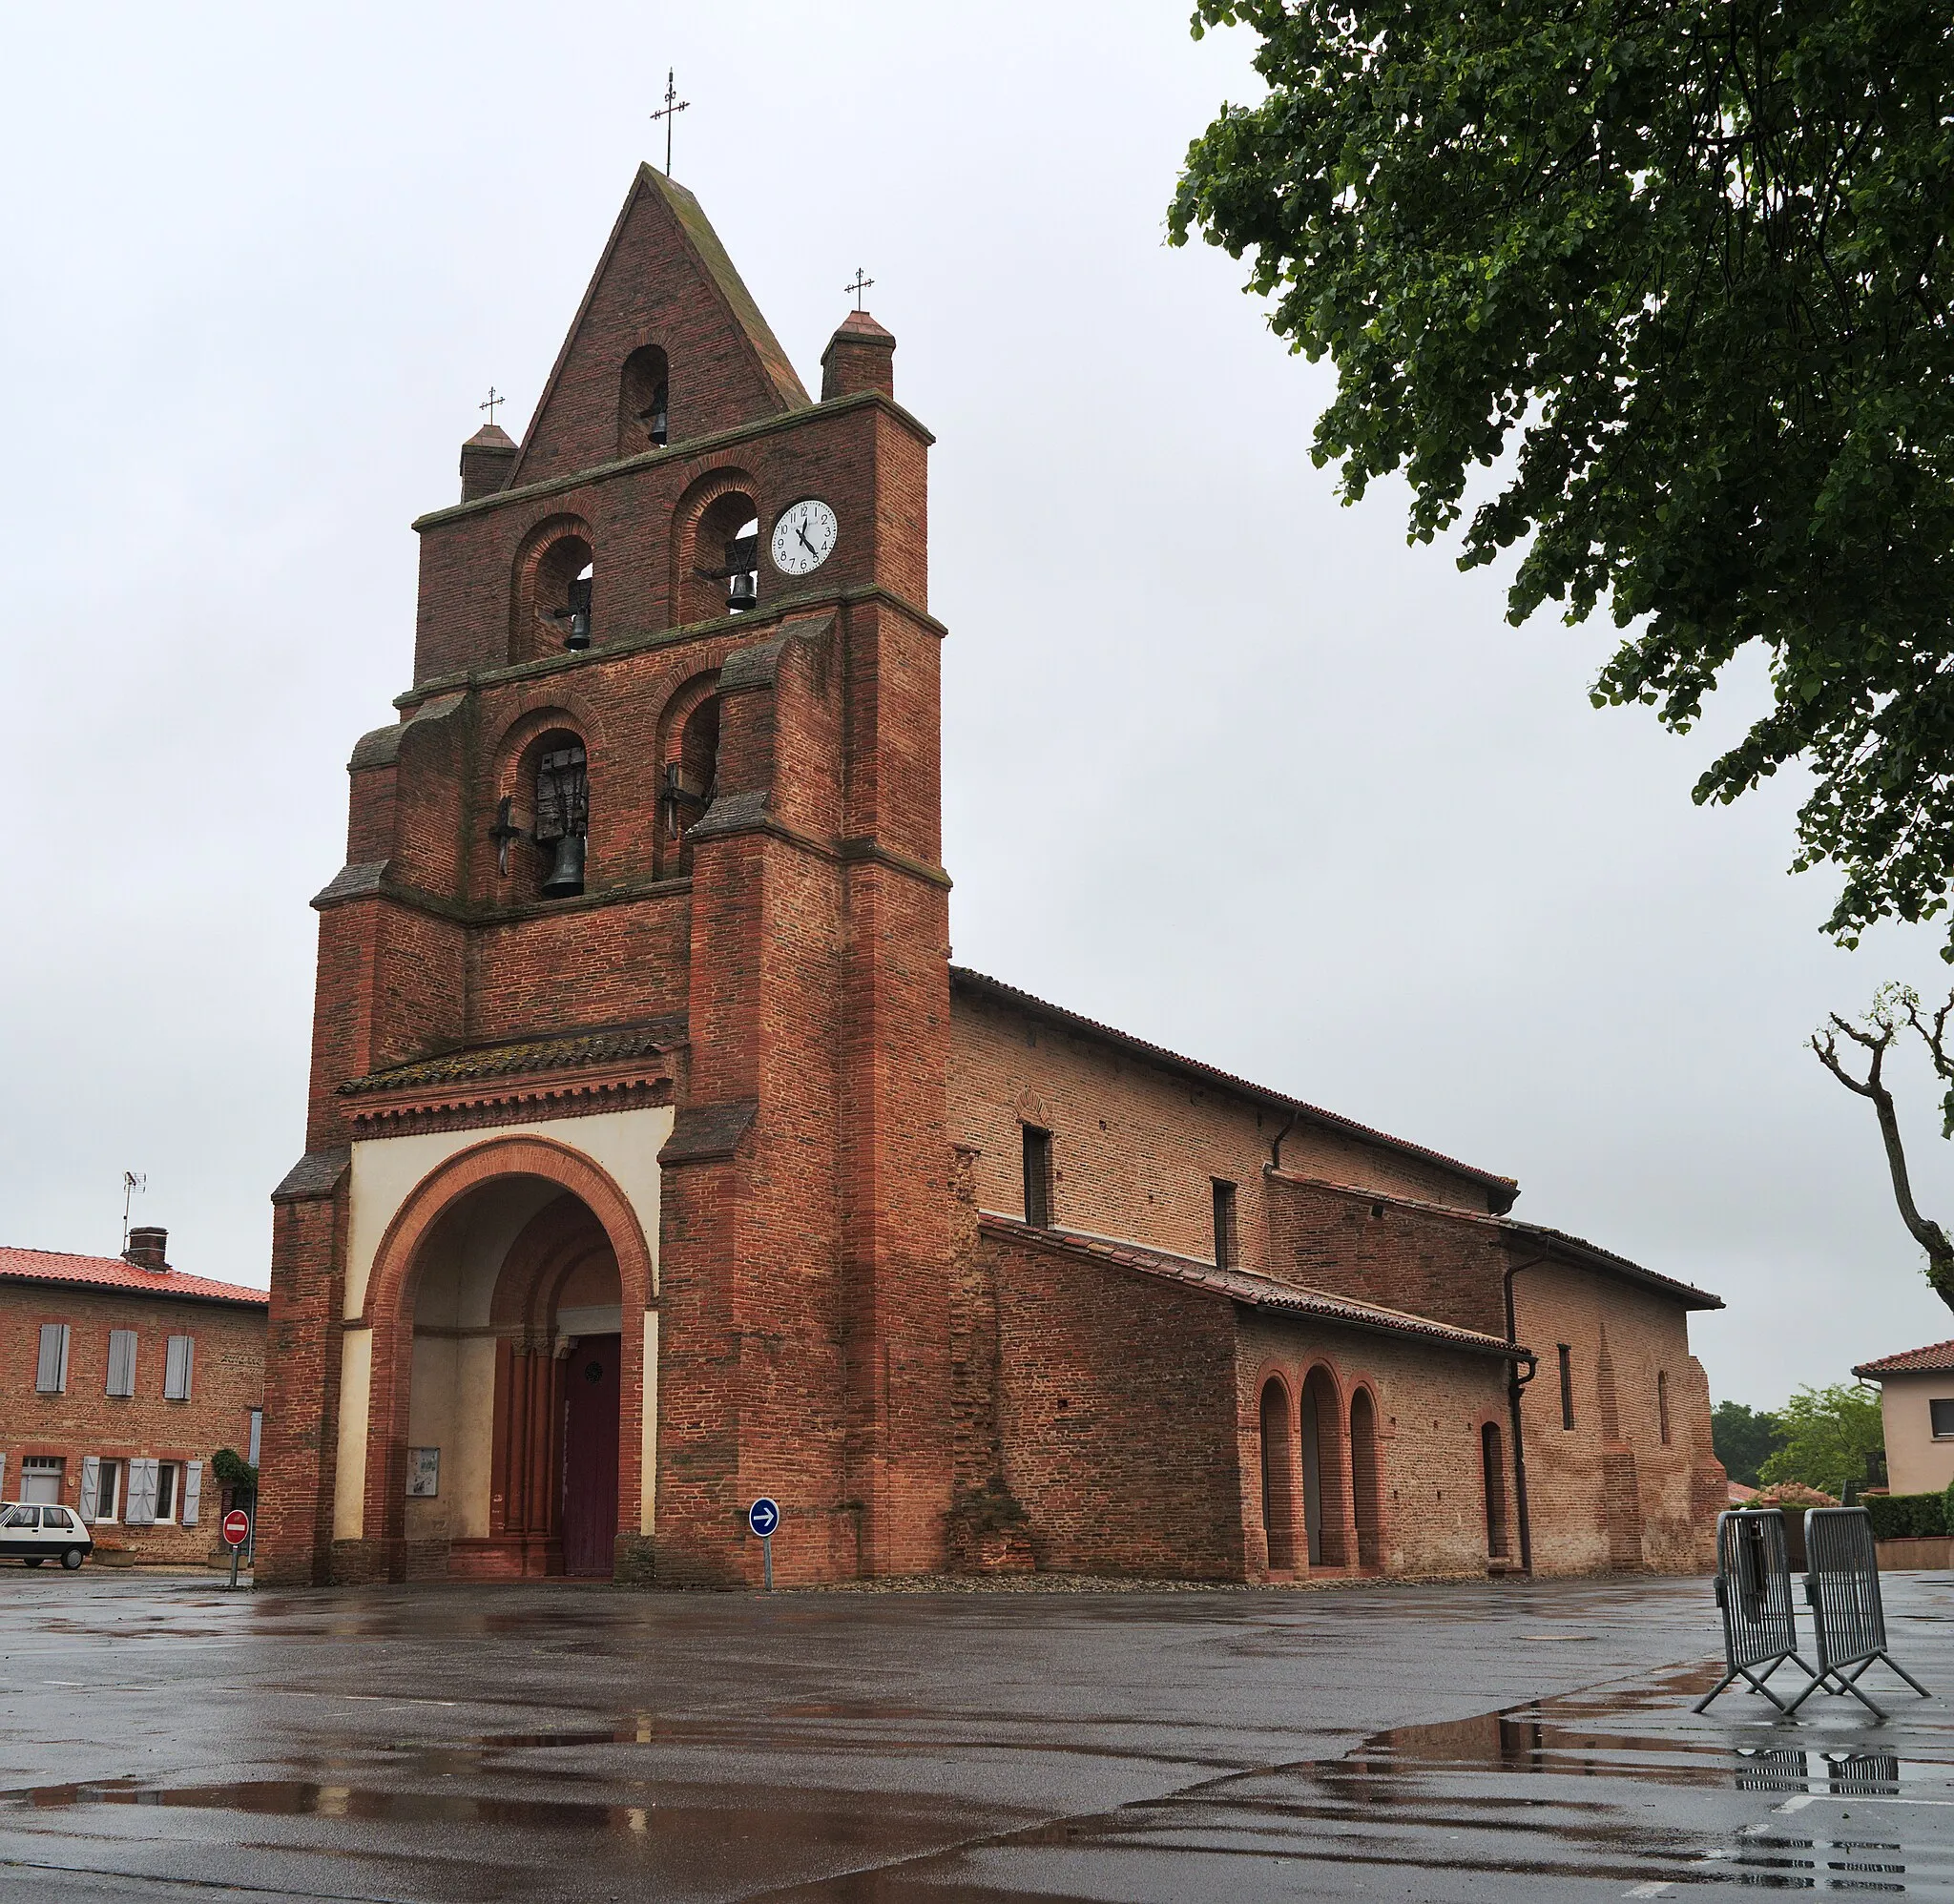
[34, 1323, 70, 1395]
[1022, 1127, 1053, 1229]
[1557, 1345, 1574, 1431]
[1930, 1398, 1954, 1439]
[1213, 1180, 1238, 1269]
[163, 1335, 195, 1401]
[90, 1459, 123, 1522]
[154, 1463, 178, 1524]
[106, 1329, 137, 1397]
[1657, 1371, 1672, 1445]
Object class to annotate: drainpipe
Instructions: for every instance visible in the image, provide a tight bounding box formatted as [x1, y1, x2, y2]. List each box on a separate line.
[1502, 1252, 1550, 1576]
[1269, 1105, 1300, 1172]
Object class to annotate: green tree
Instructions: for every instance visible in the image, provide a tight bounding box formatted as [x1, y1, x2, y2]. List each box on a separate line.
[1758, 1382, 1885, 1498]
[1712, 1400, 1787, 1488]
[1170, 2, 1954, 952]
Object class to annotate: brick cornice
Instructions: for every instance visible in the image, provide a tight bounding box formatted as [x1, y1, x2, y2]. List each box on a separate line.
[338, 1069, 675, 1140]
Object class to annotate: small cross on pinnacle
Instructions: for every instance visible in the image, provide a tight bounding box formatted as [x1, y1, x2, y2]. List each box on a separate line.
[480, 386, 505, 427]
[650, 68, 691, 176]
[845, 269, 875, 313]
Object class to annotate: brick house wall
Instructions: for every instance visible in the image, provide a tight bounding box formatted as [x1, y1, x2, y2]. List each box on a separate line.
[0, 1273, 265, 1564]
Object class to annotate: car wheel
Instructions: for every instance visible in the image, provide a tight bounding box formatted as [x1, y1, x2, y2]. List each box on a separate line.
[22, 1557, 43, 1567]
[61, 1547, 84, 1570]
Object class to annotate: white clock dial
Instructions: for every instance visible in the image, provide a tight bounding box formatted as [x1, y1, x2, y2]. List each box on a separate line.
[770, 498, 838, 577]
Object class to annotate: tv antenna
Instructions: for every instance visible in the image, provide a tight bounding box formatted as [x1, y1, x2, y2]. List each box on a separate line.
[121, 1170, 146, 1249]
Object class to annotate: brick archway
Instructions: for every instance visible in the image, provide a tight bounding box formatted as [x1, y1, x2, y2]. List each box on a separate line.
[356, 1135, 653, 1575]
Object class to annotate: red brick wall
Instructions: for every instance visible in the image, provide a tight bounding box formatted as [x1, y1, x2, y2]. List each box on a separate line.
[0, 1282, 265, 1564]
[949, 990, 1497, 1273]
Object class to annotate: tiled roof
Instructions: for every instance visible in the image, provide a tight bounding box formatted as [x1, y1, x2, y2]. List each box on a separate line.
[1498, 1218, 1723, 1312]
[1854, 1338, 1954, 1377]
[0, 1248, 268, 1307]
[340, 1018, 686, 1097]
[978, 1215, 1527, 1358]
[950, 968, 1519, 1211]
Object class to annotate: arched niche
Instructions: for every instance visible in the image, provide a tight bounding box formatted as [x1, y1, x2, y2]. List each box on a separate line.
[655, 672, 721, 878]
[619, 344, 670, 455]
[1258, 1376, 1299, 1572]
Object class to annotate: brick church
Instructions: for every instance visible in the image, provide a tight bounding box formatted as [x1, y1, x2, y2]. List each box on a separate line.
[260, 165, 1727, 1588]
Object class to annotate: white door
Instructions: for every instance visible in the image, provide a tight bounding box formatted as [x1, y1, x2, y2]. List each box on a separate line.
[21, 1461, 63, 1505]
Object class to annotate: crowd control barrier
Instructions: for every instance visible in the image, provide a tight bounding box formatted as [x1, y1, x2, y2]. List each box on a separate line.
[1695, 1510, 1816, 1714]
[1784, 1507, 1932, 1719]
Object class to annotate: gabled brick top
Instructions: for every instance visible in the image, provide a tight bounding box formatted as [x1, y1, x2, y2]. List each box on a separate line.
[339, 1018, 687, 1097]
[951, 968, 1520, 1211]
[978, 1215, 1527, 1358]
[1854, 1338, 1954, 1376]
[0, 1247, 268, 1307]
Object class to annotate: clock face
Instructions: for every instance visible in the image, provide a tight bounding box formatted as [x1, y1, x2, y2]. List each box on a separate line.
[770, 498, 838, 577]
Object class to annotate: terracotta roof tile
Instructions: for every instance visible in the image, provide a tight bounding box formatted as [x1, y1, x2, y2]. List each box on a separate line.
[977, 1215, 1526, 1358]
[0, 1247, 268, 1307]
[1854, 1338, 1954, 1376]
[339, 1018, 686, 1097]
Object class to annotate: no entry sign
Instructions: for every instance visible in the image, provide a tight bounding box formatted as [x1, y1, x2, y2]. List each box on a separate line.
[221, 1508, 250, 1547]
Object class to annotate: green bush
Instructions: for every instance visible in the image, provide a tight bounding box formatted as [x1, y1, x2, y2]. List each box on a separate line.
[1862, 1492, 1947, 1541]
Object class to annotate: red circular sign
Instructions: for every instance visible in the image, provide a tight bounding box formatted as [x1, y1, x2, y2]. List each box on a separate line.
[221, 1509, 250, 1547]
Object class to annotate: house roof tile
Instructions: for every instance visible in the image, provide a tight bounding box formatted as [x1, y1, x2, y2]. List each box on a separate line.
[1854, 1338, 1954, 1377]
[0, 1247, 268, 1307]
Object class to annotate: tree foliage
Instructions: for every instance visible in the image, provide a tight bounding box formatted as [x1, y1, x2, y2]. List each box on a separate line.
[1171, 1, 1954, 947]
[1758, 1381, 1885, 1496]
[1712, 1399, 1787, 1486]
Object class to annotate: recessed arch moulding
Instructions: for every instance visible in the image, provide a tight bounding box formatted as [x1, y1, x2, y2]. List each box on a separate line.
[327, 1116, 669, 1583]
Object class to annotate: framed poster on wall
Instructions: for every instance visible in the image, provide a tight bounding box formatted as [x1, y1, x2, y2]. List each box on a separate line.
[406, 1447, 440, 1498]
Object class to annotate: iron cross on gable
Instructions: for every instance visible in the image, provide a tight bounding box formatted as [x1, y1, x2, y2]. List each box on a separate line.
[650, 68, 691, 176]
[845, 269, 874, 313]
[480, 386, 505, 427]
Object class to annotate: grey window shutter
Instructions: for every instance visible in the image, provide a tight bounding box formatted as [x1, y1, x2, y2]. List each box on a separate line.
[35, 1324, 70, 1394]
[79, 1457, 100, 1522]
[248, 1409, 262, 1467]
[163, 1335, 194, 1400]
[124, 1458, 159, 1526]
[0, 1454, 8, 1500]
[106, 1330, 136, 1397]
[180, 1460, 201, 1527]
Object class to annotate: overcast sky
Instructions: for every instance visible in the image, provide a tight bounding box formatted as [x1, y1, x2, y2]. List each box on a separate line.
[3, 2, 1949, 1410]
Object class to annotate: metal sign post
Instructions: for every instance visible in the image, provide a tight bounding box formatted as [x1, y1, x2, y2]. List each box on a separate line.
[748, 1497, 780, 1591]
[221, 1508, 251, 1591]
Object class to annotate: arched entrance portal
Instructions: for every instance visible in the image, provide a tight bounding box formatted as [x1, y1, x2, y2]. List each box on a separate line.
[1258, 1377, 1299, 1571]
[1299, 1367, 1348, 1567]
[1349, 1389, 1382, 1569]
[361, 1137, 652, 1583]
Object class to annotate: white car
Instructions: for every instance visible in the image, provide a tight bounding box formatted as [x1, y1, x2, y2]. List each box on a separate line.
[0, 1503, 92, 1568]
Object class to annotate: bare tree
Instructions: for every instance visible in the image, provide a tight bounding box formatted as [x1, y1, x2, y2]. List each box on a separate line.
[1813, 983, 1954, 1314]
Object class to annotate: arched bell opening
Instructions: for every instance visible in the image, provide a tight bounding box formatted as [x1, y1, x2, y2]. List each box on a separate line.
[684, 488, 760, 622]
[1349, 1387, 1382, 1570]
[511, 521, 596, 663]
[619, 343, 670, 455]
[500, 725, 589, 903]
[394, 1176, 628, 1580]
[1258, 1376, 1299, 1572]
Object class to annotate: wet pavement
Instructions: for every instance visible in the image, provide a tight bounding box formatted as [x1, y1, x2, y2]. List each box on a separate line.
[0, 1570, 1950, 1899]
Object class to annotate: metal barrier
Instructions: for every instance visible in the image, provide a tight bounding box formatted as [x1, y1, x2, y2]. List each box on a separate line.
[1785, 1507, 1931, 1718]
[1695, 1510, 1817, 1714]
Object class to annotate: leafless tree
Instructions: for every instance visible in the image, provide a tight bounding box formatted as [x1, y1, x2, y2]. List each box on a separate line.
[1813, 983, 1954, 1314]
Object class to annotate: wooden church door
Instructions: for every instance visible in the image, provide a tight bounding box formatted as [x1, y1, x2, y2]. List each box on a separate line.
[561, 1335, 621, 1577]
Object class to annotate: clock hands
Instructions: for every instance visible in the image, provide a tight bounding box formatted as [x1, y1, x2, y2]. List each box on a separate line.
[796, 522, 818, 558]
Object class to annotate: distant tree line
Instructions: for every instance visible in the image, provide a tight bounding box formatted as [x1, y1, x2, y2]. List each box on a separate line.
[1713, 1386, 1884, 1498]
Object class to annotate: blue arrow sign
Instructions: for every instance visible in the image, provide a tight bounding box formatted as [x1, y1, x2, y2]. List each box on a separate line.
[748, 1497, 780, 1539]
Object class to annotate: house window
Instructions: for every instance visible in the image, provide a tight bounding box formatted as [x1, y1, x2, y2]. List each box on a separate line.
[1213, 1180, 1238, 1269]
[1657, 1370, 1672, 1445]
[35, 1323, 70, 1395]
[163, 1335, 195, 1401]
[1022, 1127, 1054, 1229]
[155, 1462, 178, 1524]
[21, 1457, 64, 1504]
[1930, 1398, 1954, 1439]
[106, 1329, 137, 1397]
[1557, 1345, 1574, 1430]
[91, 1459, 124, 1522]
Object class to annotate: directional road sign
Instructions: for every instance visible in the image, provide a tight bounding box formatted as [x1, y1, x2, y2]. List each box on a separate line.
[748, 1497, 780, 1539]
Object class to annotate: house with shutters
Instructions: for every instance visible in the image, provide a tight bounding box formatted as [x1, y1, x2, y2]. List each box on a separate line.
[0, 1226, 267, 1563]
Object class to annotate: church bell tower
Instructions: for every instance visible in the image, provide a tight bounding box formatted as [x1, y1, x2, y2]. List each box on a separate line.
[259, 166, 952, 1587]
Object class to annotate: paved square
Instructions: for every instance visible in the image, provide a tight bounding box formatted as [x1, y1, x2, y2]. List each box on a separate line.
[1, 1572, 1950, 1899]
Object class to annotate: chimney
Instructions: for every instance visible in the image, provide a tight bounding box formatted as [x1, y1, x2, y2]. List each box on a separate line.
[821, 310, 896, 403]
[124, 1226, 169, 1273]
[460, 423, 518, 503]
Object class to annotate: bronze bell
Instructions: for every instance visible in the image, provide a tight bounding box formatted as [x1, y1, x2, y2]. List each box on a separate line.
[727, 568, 758, 614]
[541, 832, 586, 899]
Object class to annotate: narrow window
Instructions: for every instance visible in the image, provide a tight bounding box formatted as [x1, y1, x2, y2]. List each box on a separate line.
[1481, 1420, 1510, 1559]
[1931, 1398, 1954, 1439]
[1557, 1344, 1574, 1431]
[105, 1329, 137, 1397]
[154, 1463, 178, 1524]
[35, 1323, 70, 1395]
[163, 1335, 195, 1401]
[1022, 1126, 1053, 1229]
[98, 1460, 123, 1521]
[1212, 1180, 1238, 1269]
[1656, 1370, 1672, 1445]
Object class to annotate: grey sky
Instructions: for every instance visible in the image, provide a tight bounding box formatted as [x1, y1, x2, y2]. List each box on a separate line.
[3, 2, 1947, 1411]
